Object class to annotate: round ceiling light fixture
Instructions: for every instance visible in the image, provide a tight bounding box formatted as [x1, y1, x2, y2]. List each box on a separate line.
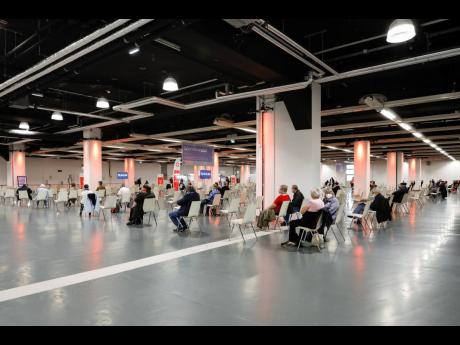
[386, 19, 416, 43]
[96, 97, 110, 109]
[51, 111, 63, 121]
[162, 76, 178, 91]
[19, 121, 30, 130]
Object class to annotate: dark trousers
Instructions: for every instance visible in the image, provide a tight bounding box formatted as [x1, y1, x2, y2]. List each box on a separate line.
[200, 199, 211, 215]
[288, 213, 321, 243]
[129, 206, 143, 224]
[169, 210, 187, 229]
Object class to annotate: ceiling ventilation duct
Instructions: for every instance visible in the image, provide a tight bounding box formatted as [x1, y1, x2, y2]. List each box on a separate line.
[223, 19, 258, 28]
[9, 95, 31, 109]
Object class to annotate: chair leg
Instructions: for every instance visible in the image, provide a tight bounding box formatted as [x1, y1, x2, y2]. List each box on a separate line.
[238, 225, 246, 242]
[147, 212, 151, 225]
[152, 212, 157, 226]
[229, 224, 234, 240]
[337, 223, 346, 241]
[250, 223, 258, 240]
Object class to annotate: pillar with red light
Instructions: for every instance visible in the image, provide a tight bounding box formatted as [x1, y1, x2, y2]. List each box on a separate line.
[353, 140, 371, 199]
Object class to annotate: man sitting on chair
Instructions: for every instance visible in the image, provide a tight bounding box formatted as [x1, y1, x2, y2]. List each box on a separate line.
[199, 183, 220, 216]
[127, 184, 155, 226]
[256, 184, 291, 229]
[35, 184, 50, 207]
[169, 185, 200, 232]
[282, 188, 324, 247]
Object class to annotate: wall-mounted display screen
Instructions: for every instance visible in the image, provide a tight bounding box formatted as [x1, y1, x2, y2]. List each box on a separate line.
[182, 144, 214, 165]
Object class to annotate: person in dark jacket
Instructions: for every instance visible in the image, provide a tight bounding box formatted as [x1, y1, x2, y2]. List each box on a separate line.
[332, 182, 341, 196]
[169, 185, 200, 231]
[391, 182, 409, 207]
[16, 184, 33, 201]
[127, 184, 155, 226]
[219, 181, 230, 197]
[439, 180, 448, 199]
[370, 187, 392, 225]
[285, 185, 304, 224]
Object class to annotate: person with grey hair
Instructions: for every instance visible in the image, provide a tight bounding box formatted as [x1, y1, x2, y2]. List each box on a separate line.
[257, 184, 291, 229]
[282, 188, 324, 247]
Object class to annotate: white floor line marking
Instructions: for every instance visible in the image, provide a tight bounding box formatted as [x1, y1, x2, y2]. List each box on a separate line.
[0, 229, 281, 303]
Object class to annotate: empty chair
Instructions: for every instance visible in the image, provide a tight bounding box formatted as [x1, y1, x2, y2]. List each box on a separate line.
[204, 193, 221, 216]
[229, 203, 257, 242]
[96, 189, 106, 199]
[324, 204, 346, 242]
[222, 189, 231, 207]
[99, 195, 118, 222]
[297, 213, 324, 251]
[4, 188, 16, 205]
[55, 190, 69, 211]
[142, 198, 157, 226]
[120, 191, 131, 211]
[220, 198, 240, 226]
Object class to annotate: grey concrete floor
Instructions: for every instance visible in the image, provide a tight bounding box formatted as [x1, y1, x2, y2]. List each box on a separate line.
[0, 195, 459, 325]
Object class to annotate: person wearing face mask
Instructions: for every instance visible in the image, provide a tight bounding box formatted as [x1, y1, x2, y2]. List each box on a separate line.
[319, 188, 340, 238]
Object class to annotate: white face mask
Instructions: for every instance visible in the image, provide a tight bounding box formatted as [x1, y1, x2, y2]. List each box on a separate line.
[326, 194, 333, 199]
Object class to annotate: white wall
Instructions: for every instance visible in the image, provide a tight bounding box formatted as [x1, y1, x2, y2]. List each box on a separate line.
[421, 159, 460, 182]
[370, 160, 387, 185]
[321, 162, 336, 182]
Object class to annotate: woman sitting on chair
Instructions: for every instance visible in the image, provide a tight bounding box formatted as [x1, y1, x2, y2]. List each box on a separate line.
[282, 188, 324, 247]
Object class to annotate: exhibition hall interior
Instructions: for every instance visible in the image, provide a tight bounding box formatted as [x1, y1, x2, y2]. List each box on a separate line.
[0, 18, 460, 326]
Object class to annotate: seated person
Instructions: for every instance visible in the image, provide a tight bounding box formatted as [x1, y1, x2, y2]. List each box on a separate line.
[220, 182, 230, 197]
[282, 188, 324, 246]
[127, 184, 155, 226]
[35, 184, 50, 207]
[256, 185, 291, 229]
[200, 183, 221, 216]
[169, 185, 200, 232]
[179, 179, 186, 192]
[96, 181, 106, 196]
[166, 178, 173, 190]
[332, 182, 341, 196]
[439, 181, 448, 199]
[320, 189, 339, 236]
[391, 182, 409, 207]
[117, 183, 130, 196]
[370, 187, 392, 225]
[286, 185, 304, 224]
[16, 184, 33, 201]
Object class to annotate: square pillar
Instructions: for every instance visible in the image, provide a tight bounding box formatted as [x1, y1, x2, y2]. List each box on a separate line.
[124, 158, 135, 187]
[408, 158, 422, 184]
[353, 141, 371, 198]
[396, 152, 404, 184]
[7, 150, 26, 187]
[387, 152, 397, 189]
[256, 82, 321, 208]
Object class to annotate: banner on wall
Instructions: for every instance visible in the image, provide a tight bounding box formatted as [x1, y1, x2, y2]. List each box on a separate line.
[230, 175, 236, 185]
[117, 172, 128, 180]
[199, 170, 212, 179]
[157, 174, 164, 186]
[182, 143, 214, 166]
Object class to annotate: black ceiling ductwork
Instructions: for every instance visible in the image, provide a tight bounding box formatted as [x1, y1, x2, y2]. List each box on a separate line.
[0, 146, 9, 161]
[277, 89, 311, 130]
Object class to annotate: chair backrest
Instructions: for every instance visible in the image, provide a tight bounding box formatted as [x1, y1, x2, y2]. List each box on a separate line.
[362, 201, 372, 216]
[388, 194, 394, 205]
[187, 200, 201, 217]
[314, 213, 324, 231]
[242, 203, 257, 224]
[255, 195, 263, 209]
[60, 188, 68, 194]
[227, 198, 240, 212]
[96, 190, 106, 198]
[173, 191, 182, 201]
[240, 192, 247, 203]
[335, 204, 344, 225]
[18, 190, 29, 200]
[212, 193, 221, 206]
[68, 190, 78, 199]
[139, 197, 153, 212]
[5, 188, 15, 198]
[49, 188, 57, 196]
[36, 190, 48, 201]
[104, 195, 118, 209]
[57, 190, 69, 202]
[121, 192, 131, 203]
[222, 190, 230, 200]
[279, 200, 290, 217]
[401, 193, 409, 204]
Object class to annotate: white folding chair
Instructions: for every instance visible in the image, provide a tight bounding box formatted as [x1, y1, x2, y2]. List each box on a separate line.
[99, 195, 118, 222]
[167, 191, 182, 209]
[204, 194, 221, 216]
[55, 190, 69, 211]
[35, 190, 49, 208]
[178, 201, 202, 233]
[220, 198, 240, 226]
[4, 188, 16, 205]
[348, 200, 373, 230]
[229, 203, 257, 242]
[142, 198, 157, 226]
[297, 213, 324, 251]
[324, 204, 346, 242]
[18, 190, 30, 207]
[96, 189, 106, 201]
[68, 190, 78, 207]
[120, 192, 131, 211]
[272, 200, 290, 230]
[393, 193, 409, 214]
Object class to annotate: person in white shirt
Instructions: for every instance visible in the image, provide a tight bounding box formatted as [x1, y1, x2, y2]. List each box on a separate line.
[117, 183, 130, 196]
[80, 184, 93, 216]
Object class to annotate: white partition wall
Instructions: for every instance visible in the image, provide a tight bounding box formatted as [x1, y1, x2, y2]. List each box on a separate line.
[256, 83, 321, 208]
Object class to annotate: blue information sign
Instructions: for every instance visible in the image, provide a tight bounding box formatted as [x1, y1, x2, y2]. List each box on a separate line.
[200, 170, 212, 180]
[117, 172, 128, 180]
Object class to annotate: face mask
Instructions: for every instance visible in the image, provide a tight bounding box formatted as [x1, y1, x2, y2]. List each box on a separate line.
[326, 194, 332, 199]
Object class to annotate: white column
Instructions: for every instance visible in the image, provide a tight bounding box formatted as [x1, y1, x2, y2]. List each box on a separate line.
[408, 158, 422, 184]
[7, 149, 26, 187]
[396, 152, 404, 184]
[353, 141, 371, 198]
[240, 165, 250, 184]
[212, 152, 219, 183]
[83, 129, 102, 191]
[124, 158, 135, 187]
[256, 82, 321, 208]
[387, 152, 397, 189]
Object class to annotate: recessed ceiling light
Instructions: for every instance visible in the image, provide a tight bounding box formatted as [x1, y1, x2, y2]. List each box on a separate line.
[96, 97, 110, 109]
[19, 121, 29, 130]
[158, 138, 181, 143]
[31, 92, 44, 97]
[235, 127, 257, 133]
[51, 111, 63, 121]
[129, 45, 140, 55]
[162, 76, 178, 91]
[386, 19, 416, 43]
[9, 129, 38, 135]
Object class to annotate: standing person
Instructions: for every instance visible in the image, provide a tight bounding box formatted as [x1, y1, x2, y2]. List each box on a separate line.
[127, 185, 155, 226]
[169, 185, 200, 232]
[96, 181, 106, 192]
[199, 183, 220, 215]
[439, 180, 448, 199]
[257, 185, 291, 229]
[282, 189, 324, 247]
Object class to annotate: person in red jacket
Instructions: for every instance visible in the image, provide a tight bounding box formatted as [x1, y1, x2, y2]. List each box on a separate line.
[257, 184, 291, 228]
